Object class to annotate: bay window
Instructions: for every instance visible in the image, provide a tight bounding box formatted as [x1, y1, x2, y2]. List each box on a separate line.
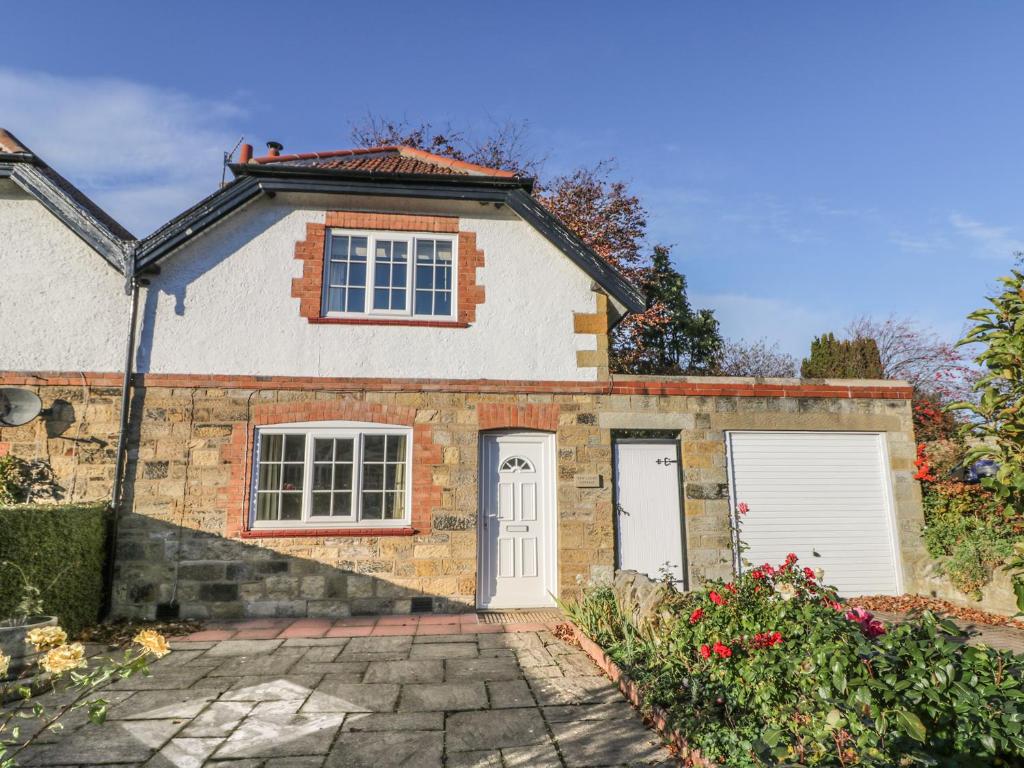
[322, 229, 456, 319]
[251, 423, 412, 528]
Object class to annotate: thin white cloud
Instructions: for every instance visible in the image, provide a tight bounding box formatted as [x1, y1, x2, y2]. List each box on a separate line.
[889, 231, 952, 254]
[694, 292, 844, 360]
[950, 212, 1024, 260]
[0, 68, 245, 235]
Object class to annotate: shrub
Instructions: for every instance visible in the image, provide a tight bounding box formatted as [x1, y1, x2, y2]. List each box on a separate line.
[921, 483, 1019, 596]
[800, 333, 884, 379]
[564, 556, 1024, 766]
[0, 457, 28, 505]
[0, 503, 110, 634]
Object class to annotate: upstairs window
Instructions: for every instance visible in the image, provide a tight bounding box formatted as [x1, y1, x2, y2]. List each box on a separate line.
[252, 423, 412, 529]
[322, 229, 457, 319]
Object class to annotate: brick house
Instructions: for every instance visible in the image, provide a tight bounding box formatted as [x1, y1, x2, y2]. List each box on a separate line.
[0, 130, 928, 619]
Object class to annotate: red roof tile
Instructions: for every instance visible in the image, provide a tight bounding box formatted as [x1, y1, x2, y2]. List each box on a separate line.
[248, 145, 518, 178]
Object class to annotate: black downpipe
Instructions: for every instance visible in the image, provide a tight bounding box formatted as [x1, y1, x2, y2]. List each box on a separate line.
[102, 251, 140, 619]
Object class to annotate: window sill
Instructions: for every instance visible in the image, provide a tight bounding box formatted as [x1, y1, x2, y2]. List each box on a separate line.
[309, 317, 468, 329]
[241, 526, 417, 539]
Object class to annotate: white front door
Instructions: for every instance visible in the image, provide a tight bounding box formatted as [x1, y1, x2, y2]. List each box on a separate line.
[478, 432, 557, 609]
[613, 440, 686, 583]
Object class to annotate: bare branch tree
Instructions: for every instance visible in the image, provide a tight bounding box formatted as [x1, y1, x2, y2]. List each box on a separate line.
[719, 338, 797, 378]
[846, 315, 976, 401]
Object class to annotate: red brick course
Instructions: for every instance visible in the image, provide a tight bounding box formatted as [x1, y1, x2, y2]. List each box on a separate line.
[290, 211, 485, 326]
[219, 398, 441, 540]
[0, 371, 914, 400]
[477, 403, 561, 431]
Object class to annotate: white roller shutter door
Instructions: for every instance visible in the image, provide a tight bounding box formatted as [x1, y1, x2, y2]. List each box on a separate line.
[726, 431, 902, 596]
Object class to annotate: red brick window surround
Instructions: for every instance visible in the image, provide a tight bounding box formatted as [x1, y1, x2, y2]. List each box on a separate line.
[221, 399, 442, 539]
[291, 211, 485, 328]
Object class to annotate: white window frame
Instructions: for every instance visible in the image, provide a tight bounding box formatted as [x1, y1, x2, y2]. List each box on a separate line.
[321, 228, 459, 321]
[250, 421, 413, 530]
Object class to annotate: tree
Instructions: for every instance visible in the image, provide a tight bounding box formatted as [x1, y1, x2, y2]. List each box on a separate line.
[349, 115, 722, 375]
[948, 270, 1024, 609]
[800, 333, 884, 379]
[719, 338, 797, 378]
[847, 315, 975, 403]
[612, 246, 723, 374]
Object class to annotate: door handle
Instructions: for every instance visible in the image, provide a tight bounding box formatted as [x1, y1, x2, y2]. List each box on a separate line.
[656, 457, 678, 465]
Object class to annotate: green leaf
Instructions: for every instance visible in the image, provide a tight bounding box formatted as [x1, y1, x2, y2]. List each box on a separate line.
[895, 709, 927, 742]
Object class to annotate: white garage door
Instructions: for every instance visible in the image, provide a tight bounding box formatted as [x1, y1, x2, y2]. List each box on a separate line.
[726, 431, 902, 596]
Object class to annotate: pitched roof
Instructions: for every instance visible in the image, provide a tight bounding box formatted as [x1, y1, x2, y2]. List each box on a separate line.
[0, 128, 134, 271]
[246, 145, 520, 179]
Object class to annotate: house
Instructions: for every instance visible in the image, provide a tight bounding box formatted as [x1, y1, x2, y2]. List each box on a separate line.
[0, 130, 929, 619]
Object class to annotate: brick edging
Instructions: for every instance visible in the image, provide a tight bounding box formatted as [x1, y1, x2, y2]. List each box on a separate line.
[0, 371, 914, 400]
[567, 621, 715, 767]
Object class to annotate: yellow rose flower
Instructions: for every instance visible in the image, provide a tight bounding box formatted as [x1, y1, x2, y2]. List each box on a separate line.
[40, 643, 87, 675]
[133, 629, 171, 659]
[25, 625, 68, 651]
[0, 650, 10, 678]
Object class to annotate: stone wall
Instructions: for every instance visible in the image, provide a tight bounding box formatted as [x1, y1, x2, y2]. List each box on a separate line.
[0, 374, 924, 619]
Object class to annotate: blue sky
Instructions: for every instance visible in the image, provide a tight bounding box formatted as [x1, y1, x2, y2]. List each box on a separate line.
[3, 1, 1021, 357]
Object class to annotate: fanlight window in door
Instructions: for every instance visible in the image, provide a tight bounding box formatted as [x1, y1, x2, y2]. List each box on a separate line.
[499, 456, 535, 473]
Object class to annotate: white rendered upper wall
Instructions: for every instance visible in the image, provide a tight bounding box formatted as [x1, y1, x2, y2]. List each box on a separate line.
[0, 181, 128, 372]
[136, 194, 602, 381]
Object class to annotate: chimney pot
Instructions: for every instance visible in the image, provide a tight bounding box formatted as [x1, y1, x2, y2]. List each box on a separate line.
[239, 143, 253, 164]
[266, 141, 283, 157]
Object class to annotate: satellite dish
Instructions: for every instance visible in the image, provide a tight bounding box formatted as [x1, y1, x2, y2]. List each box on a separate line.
[0, 388, 43, 427]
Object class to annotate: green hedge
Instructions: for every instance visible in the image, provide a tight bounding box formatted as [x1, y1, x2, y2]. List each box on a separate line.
[0, 503, 110, 634]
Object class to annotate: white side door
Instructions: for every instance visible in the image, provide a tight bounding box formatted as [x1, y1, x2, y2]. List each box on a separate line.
[613, 440, 686, 583]
[478, 432, 557, 609]
[726, 431, 903, 596]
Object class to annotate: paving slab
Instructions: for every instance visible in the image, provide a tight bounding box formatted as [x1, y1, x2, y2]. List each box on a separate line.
[214, 712, 343, 758]
[487, 679, 535, 708]
[408, 642, 478, 659]
[549, 716, 673, 767]
[445, 708, 549, 752]
[180, 700, 254, 737]
[145, 736, 223, 768]
[105, 689, 217, 720]
[446, 657, 523, 682]
[447, 751, 503, 768]
[363, 659, 444, 684]
[529, 675, 624, 705]
[324, 730, 443, 767]
[23, 718, 186, 765]
[397, 682, 487, 712]
[340, 711, 444, 732]
[502, 742, 564, 767]
[301, 681, 400, 713]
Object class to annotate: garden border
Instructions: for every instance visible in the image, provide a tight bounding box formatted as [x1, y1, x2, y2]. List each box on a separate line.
[565, 621, 715, 768]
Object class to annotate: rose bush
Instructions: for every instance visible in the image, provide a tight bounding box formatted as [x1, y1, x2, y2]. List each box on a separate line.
[564, 555, 1024, 766]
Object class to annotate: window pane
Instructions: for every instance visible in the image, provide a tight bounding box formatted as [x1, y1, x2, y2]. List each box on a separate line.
[312, 492, 332, 516]
[348, 288, 365, 313]
[282, 464, 304, 491]
[260, 433, 283, 462]
[436, 241, 452, 262]
[256, 492, 279, 521]
[392, 291, 406, 311]
[416, 240, 433, 261]
[327, 288, 345, 312]
[415, 290, 433, 315]
[385, 434, 406, 462]
[280, 493, 302, 520]
[352, 237, 367, 260]
[362, 493, 383, 520]
[363, 463, 384, 490]
[350, 262, 366, 286]
[384, 492, 404, 520]
[416, 265, 433, 289]
[336, 463, 354, 490]
[313, 464, 333, 490]
[258, 463, 281, 491]
[373, 288, 389, 310]
[364, 435, 386, 462]
[284, 435, 306, 462]
[434, 291, 452, 316]
[336, 439, 354, 462]
[390, 462, 407, 491]
[329, 261, 348, 287]
[314, 439, 334, 462]
[333, 492, 352, 516]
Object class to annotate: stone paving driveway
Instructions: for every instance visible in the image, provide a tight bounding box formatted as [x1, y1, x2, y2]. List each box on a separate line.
[8, 629, 676, 767]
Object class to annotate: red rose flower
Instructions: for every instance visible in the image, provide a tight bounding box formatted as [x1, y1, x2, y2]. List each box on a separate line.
[712, 641, 732, 658]
[803, 567, 815, 580]
[709, 591, 726, 606]
[699, 644, 711, 659]
[737, 502, 750, 515]
[724, 583, 737, 593]
[689, 608, 704, 624]
[751, 569, 764, 579]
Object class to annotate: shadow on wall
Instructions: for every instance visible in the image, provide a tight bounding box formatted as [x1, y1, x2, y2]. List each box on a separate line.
[113, 379, 479, 621]
[134, 201, 292, 374]
[111, 512, 471, 620]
